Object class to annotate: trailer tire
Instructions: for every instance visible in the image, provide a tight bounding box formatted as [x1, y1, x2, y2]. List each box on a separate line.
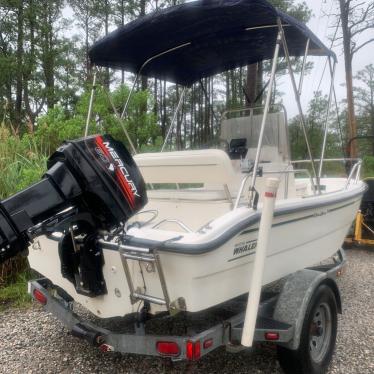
[277, 284, 338, 374]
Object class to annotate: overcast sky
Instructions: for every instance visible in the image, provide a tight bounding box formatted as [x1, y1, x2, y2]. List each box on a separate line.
[64, 1, 373, 118]
[281, 0, 373, 117]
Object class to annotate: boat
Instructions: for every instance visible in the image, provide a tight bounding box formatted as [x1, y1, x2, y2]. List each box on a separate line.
[0, 0, 366, 320]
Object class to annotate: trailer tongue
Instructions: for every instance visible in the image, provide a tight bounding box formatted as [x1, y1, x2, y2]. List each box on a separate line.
[0, 134, 147, 295]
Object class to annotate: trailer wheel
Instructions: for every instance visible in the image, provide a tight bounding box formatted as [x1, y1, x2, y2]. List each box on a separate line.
[277, 284, 338, 374]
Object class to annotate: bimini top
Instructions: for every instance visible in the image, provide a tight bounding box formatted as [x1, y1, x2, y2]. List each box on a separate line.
[89, 0, 335, 86]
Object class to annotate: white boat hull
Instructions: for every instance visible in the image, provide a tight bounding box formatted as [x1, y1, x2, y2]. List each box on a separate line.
[28, 183, 364, 318]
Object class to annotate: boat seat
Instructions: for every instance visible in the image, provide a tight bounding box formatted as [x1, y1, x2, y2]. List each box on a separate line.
[134, 149, 242, 202]
[134, 149, 239, 185]
[133, 151, 243, 229]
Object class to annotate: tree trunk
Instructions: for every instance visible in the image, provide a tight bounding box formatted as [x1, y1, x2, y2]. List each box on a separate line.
[104, 0, 110, 88]
[246, 63, 257, 107]
[140, 0, 147, 91]
[15, 1, 24, 133]
[256, 62, 263, 106]
[43, 12, 55, 110]
[345, 61, 357, 157]
[120, 0, 125, 84]
[153, 78, 158, 117]
[176, 86, 182, 149]
[225, 72, 230, 109]
[162, 80, 167, 138]
[339, 0, 358, 158]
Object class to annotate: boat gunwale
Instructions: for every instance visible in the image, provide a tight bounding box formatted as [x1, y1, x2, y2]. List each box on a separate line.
[104, 183, 367, 255]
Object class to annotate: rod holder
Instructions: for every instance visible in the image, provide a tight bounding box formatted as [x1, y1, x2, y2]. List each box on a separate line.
[241, 178, 280, 347]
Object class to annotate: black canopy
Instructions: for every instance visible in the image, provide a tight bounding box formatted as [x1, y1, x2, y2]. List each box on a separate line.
[89, 0, 335, 86]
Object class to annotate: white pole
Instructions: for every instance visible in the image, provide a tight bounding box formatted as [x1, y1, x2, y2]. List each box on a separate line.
[161, 87, 186, 152]
[249, 31, 281, 206]
[84, 71, 97, 137]
[241, 178, 280, 347]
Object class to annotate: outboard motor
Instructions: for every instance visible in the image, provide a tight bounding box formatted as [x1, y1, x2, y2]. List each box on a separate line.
[0, 134, 147, 296]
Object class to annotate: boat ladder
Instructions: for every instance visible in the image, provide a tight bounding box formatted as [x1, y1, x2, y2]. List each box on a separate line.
[118, 245, 171, 309]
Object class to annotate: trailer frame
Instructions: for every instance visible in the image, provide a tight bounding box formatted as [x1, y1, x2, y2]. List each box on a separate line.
[27, 248, 345, 362]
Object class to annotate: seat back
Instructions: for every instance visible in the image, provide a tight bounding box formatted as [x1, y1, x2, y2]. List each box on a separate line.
[134, 149, 238, 186]
[221, 109, 290, 163]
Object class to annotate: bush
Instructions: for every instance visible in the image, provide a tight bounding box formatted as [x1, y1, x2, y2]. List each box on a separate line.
[0, 130, 48, 199]
[0, 127, 48, 288]
[363, 156, 374, 179]
[34, 84, 159, 152]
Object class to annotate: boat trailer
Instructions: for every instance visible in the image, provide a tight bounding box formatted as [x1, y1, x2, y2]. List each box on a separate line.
[28, 249, 345, 361]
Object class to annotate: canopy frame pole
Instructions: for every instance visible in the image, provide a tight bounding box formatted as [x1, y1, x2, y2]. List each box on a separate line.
[105, 89, 137, 154]
[161, 87, 186, 152]
[248, 28, 282, 207]
[298, 38, 310, 96]
[318, 58, 337, 178]
[84, 70, 97, 137]
[278, 20, 320, 194]
[120, 74, 139, 119]
[119, 42, 191, 121]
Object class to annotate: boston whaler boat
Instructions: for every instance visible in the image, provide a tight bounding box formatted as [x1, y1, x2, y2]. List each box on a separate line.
[0, 0, 366, 372]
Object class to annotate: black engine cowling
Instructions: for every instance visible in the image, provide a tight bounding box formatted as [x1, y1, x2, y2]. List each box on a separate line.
[0, 134, 147, 267]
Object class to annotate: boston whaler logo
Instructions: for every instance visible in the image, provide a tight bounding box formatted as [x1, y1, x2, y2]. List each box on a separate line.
[232, 239, 257, 259]
[95, 136, 140, 208]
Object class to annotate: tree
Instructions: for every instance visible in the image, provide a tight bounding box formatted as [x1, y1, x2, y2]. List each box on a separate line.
[69, 0, 102, 81]
[0, 1, 25, 133]
[289, 91, 341, 162]
[337, 0, 374, 158]
[0, 0, 66, 132]
[354, 64, 374, 155]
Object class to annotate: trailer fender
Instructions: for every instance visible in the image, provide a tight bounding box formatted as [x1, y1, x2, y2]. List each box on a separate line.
[273, 269, 341, 350]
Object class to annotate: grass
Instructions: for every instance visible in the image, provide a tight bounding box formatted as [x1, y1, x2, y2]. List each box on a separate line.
[0, 271, 32, 311]
[0, 131, 48, 199]
[0, 127, 47, 310]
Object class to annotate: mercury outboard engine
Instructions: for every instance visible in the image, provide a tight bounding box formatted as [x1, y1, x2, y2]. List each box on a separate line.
[0, 134, 147, 296]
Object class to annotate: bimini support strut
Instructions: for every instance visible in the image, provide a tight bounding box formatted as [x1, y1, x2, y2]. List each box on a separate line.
[84, 70, 97, 137]
[105, 89, 137, 154]
[249, 27, 282, 207]
[161, 87, 186, 152]
[120, 42, 190, 122]
[120, 74, 139, 120]
[114, 42, 190, 151]
[278, 20, 320, 194]
[298, 38, 310, 96]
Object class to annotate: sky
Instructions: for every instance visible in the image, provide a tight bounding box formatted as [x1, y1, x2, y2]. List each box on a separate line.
[63, 0, 374, 119]
[281, 0, 374, 117]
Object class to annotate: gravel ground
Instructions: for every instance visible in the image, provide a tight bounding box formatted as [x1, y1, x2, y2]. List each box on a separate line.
[0, 247, 373, 374]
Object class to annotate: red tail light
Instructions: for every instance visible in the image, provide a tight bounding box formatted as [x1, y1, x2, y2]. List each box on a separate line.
[265, 332, 279, 341]
[33, 289, 47, 305]
[186, 340, 201, 361]
[156, 341, 180, 357]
